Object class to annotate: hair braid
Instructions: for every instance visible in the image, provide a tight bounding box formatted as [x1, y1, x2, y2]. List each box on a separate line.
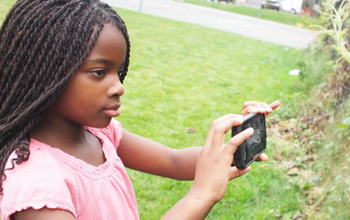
[0, 0, 93, 117]
[0, 3, 78, 112]
[0, 0, 131, 193]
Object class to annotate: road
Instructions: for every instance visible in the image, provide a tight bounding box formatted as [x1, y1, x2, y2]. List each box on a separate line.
[102, 0, 318, 49]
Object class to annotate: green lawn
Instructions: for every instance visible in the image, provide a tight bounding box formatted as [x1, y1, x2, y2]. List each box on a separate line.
[1, 1, 305, 219]
[0, 0, 13, 23]
[183, 0, 322, 28]
[117, 8, 304, 220]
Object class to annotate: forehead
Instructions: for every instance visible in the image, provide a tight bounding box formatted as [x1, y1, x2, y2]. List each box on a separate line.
[86, 23, 127, 63]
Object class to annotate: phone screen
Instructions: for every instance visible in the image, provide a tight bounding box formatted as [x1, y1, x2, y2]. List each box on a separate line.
[231, 113, 266, 169]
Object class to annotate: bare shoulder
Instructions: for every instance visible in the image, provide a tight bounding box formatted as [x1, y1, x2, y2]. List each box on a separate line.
[12, 208, 75, 220]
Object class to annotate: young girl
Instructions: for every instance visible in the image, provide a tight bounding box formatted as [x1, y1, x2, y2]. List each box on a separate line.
[0, 0, 279, 219]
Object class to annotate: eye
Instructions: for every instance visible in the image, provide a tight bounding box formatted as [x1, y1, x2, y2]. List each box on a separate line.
[118, 69, 124, 78]
[89, 69, 106, 77]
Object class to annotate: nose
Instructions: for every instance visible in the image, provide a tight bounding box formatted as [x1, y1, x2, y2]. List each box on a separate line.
[107, 76, 124, 98]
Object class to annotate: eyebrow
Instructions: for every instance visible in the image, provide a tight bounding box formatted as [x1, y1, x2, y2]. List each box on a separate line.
[86, 58, 125, 69]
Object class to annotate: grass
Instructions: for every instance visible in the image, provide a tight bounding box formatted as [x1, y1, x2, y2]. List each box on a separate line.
[117, 8, 304, 220]
[183, 0, 322, 28]
[278, 94, 350, 220]
[306, 101, 350, 220]
[287, 2, 350, 219]
[262, 1, 350, 216]
[1, 0, 306, 219]
[0, 0, 13, 23]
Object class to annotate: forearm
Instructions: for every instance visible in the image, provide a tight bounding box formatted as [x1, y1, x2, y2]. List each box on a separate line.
[161, 189, 215, 220]
[172, 147, 202, 180]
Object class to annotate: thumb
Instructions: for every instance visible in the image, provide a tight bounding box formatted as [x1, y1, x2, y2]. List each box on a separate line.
[269, 100, 280, 110]
[230, 166, 251, 180]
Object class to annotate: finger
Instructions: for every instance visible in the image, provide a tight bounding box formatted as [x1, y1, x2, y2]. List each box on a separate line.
[210, 114, 243, 129]
[269, 100, 280, 110]
[230, 166, 251, 179]
[208, 114, 243, 137]
[243, 101, 278, 115]
[261, 103, 273, 114]
[210, 116, 245, 150]
[207, 115, 243, 139]
[242, 105, 265, 115]
[241, 106, 255, 115]
[225, 127, 254, 155]
[206, 114, 243, 145]
[256, 153, 269, 162]
[243, 101, 260, 108]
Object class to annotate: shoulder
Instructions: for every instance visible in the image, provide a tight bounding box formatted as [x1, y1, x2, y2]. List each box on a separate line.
[1, 142, 77, 220]
[86, 119, 124, 148]
[4, 141, 66, 179]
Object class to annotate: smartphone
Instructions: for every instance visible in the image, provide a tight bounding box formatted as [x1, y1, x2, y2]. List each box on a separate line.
[231, 113, 267, 169]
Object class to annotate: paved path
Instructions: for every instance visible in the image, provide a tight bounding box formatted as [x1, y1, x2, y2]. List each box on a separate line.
[103, 0, 318, 49]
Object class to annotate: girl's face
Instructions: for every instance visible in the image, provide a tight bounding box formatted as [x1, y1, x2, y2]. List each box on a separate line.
[50, 23, 127, 128]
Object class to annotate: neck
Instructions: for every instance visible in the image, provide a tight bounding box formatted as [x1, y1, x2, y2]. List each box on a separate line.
[30, 114, 88, 149]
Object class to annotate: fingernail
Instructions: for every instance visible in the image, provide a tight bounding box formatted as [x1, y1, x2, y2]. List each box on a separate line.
[248, 127, 254, 133]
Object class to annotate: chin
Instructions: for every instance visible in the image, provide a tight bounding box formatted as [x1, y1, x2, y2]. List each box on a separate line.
[87, 117, 113, 128]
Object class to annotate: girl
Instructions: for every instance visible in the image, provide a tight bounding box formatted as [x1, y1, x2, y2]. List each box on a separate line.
[0, 0, 279, 219]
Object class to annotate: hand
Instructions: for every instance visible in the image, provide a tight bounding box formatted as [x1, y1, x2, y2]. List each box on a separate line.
[241, 100, 280, 116]
[241, 100, 279, 162]
[188, 114, 254, 206]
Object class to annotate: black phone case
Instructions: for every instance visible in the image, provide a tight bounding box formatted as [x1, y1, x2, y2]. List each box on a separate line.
[231, 113, 267, 169]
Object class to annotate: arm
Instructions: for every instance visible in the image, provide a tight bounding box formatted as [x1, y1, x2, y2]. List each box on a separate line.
[119, 101, 279, 219]
[118, 130, 201, 180]
[161, 114, 253, 220]
[12, 208, 75, 220]
[117, 100, 279, 179]
[153, 101, 280, 219]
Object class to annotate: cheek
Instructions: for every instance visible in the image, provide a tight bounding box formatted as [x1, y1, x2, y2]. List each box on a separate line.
[70, 88, 101, 114]
[55, 84, 100, 118]
[52, 72, 111, 126]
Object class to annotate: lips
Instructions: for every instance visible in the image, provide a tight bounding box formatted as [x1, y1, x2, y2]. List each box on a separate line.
[103, 103, 121, 118]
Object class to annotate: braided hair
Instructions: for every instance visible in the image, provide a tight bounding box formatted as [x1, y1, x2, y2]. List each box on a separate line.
[0, 0, 131, 192]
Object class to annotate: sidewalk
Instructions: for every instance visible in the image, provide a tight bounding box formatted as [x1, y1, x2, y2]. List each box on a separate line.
[103, 0, 317, 49]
